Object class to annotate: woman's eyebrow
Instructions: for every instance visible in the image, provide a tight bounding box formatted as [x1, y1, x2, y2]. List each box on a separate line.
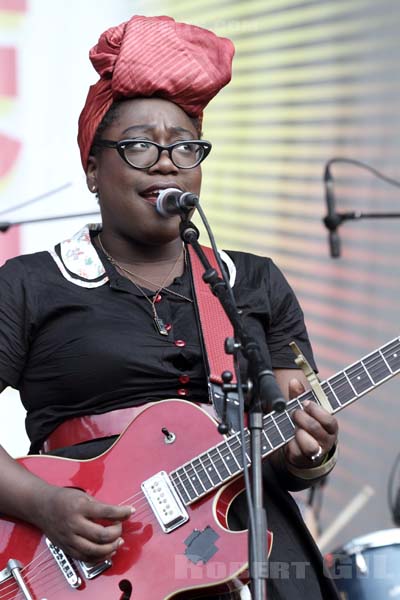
[121, 124, 195, 137]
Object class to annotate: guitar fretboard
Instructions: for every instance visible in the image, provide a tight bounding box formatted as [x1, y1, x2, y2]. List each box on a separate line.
[170, 337, 400, 505]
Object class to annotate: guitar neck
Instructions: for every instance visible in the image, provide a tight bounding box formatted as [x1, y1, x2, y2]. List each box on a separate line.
[171, 337, 400, 505]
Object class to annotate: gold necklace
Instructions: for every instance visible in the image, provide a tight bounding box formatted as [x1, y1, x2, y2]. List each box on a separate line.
[97, 234, 192, 336]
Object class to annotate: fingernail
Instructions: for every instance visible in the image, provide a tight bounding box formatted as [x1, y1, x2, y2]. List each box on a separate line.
[118, 538, 124, 547]
[303, 400, 310, 407]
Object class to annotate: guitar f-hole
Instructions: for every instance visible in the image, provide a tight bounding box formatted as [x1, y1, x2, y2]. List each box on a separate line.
[118, 578, 132, 599]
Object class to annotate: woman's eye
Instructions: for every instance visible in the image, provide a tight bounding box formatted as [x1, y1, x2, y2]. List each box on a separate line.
[130, 141, 151, 152]
[176, 143, 197, 154]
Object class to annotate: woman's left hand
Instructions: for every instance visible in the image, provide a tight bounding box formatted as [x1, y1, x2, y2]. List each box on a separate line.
[284, 378, 338, 468]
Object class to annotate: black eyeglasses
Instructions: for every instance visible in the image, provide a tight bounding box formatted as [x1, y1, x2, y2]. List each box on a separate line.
[93, 139, 212, 169]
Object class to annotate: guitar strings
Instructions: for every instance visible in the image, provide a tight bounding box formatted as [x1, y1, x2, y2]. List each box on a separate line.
[0, 548, 62, 600]
[116, 343, 400, 514]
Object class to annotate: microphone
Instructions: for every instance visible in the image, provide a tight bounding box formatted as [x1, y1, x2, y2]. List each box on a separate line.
[156, 188, 199, 218]
[323, 169, 342, 258]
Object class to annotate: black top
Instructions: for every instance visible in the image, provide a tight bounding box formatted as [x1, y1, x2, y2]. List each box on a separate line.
[0, 229, 316, 453]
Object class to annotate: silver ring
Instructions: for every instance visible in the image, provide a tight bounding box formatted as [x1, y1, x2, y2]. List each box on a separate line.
[310, 445, 323, 462]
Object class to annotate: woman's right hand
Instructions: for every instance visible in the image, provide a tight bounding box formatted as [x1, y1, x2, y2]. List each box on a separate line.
[34, 485, 133, 562]
[0, 442, 132, 563]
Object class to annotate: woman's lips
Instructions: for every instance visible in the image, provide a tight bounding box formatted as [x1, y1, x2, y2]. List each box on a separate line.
[140, 191, 159, 205]
[140, 186, 182, 206]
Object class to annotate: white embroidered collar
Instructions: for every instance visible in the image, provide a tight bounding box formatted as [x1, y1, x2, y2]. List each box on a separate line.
[48, 223, 236, 289]
[49, 223, 109, 288]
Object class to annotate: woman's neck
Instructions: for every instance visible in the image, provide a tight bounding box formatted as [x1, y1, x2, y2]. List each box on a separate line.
[98, 232, 183, 265]
[96, 232, 185, 289]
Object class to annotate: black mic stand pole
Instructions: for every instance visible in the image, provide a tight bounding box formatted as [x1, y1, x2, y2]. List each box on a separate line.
[0, 211, 101, 233]
[180, 220, 286, 600]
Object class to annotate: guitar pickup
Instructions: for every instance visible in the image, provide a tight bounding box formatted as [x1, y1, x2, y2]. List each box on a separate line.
[142, 471, 189, 533]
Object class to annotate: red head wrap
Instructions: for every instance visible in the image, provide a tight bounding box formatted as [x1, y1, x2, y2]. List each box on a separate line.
[77, 15, 235, 171]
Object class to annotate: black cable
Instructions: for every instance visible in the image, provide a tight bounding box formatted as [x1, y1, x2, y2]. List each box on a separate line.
[0, 182, 72, 216]
[324, 157, 400, 189]
[195, 201, 239, 311]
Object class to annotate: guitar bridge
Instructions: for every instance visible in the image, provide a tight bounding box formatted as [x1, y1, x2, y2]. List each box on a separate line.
[142, 470, 189, 533]
[46, 538, 112, 587]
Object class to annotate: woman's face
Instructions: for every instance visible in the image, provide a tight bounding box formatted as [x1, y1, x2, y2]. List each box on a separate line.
[87, 97, 203, 247]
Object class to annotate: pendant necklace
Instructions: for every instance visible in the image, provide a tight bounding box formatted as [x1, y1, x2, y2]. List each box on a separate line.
[97, 234, 192, 336]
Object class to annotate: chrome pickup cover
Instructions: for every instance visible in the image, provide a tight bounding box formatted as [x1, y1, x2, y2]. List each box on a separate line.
[142, 470, 189, 533]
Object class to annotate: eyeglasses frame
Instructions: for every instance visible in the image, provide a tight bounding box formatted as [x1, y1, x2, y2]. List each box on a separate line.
[93, 138, 212, 170]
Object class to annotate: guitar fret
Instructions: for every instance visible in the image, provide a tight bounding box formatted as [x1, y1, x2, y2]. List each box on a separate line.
[198, 453, 222, 485]
[382, 339, 400, 371]
[169, 472, 189, 504]
[286, 409, 295, 429]
[225, 438, 242, 471]
[346, 362, 373, 395]
[343, 371, 358, 396]
[270, 414, 285, 441]
[360, 360, 374, 385]
[182, 464, 203, 497]
[379, 349, 392, 373]
[262, 415, 274, 454]
[362, 351, 391, 383]
[274, 410, 295, 440]
[322, 380, 342, 410]
[266, 414, 285, 448]
[230, 434, 246, 468]
[207, 447, 228, 481]
[329, 373, 355, 405]
[294, 397, 304, 410]
[173, 469, 194, 503]
[215, 445, 235, 477]
[191, 457, 213, 491]
[261, 426, 273, 455]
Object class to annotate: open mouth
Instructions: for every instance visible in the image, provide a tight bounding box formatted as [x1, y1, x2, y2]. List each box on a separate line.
[140, 191, 160, 205]
[140, 187, 182, 206]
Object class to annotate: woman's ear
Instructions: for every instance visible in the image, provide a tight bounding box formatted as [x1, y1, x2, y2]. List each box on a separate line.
[86, 156, 98, 193]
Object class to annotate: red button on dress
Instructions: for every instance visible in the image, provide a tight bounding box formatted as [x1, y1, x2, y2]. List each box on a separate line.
[153, 293, 162, 303]
[177, 388, 189, 397]
[179, 375, 190, 384]
[174, 340, 186, 347]
[165, 323, 172, 332]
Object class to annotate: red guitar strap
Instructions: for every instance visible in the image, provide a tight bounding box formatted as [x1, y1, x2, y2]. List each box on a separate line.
[187, 244, 236, 385]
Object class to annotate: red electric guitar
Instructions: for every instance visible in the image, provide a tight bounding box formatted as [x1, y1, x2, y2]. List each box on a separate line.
[1, 337, 399, 599]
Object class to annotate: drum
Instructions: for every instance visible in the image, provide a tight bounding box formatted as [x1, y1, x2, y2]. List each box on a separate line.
[326, 529, 400, 599]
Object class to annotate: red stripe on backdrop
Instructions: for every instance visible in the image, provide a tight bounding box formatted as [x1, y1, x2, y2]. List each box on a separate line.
[0, 0, 27, 11]
[0, 47, 16, 97]
[0, 227, 20, 265]
[0, 133, 21, 177]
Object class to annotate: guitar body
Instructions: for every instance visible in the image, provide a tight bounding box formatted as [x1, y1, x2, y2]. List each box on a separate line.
[0, 400, 269, 599]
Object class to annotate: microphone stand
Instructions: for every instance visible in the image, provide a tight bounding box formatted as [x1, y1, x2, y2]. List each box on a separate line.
[180, 219, 286, 600]
[323, 157, 400, 257]
[0, 211, 101, 233]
